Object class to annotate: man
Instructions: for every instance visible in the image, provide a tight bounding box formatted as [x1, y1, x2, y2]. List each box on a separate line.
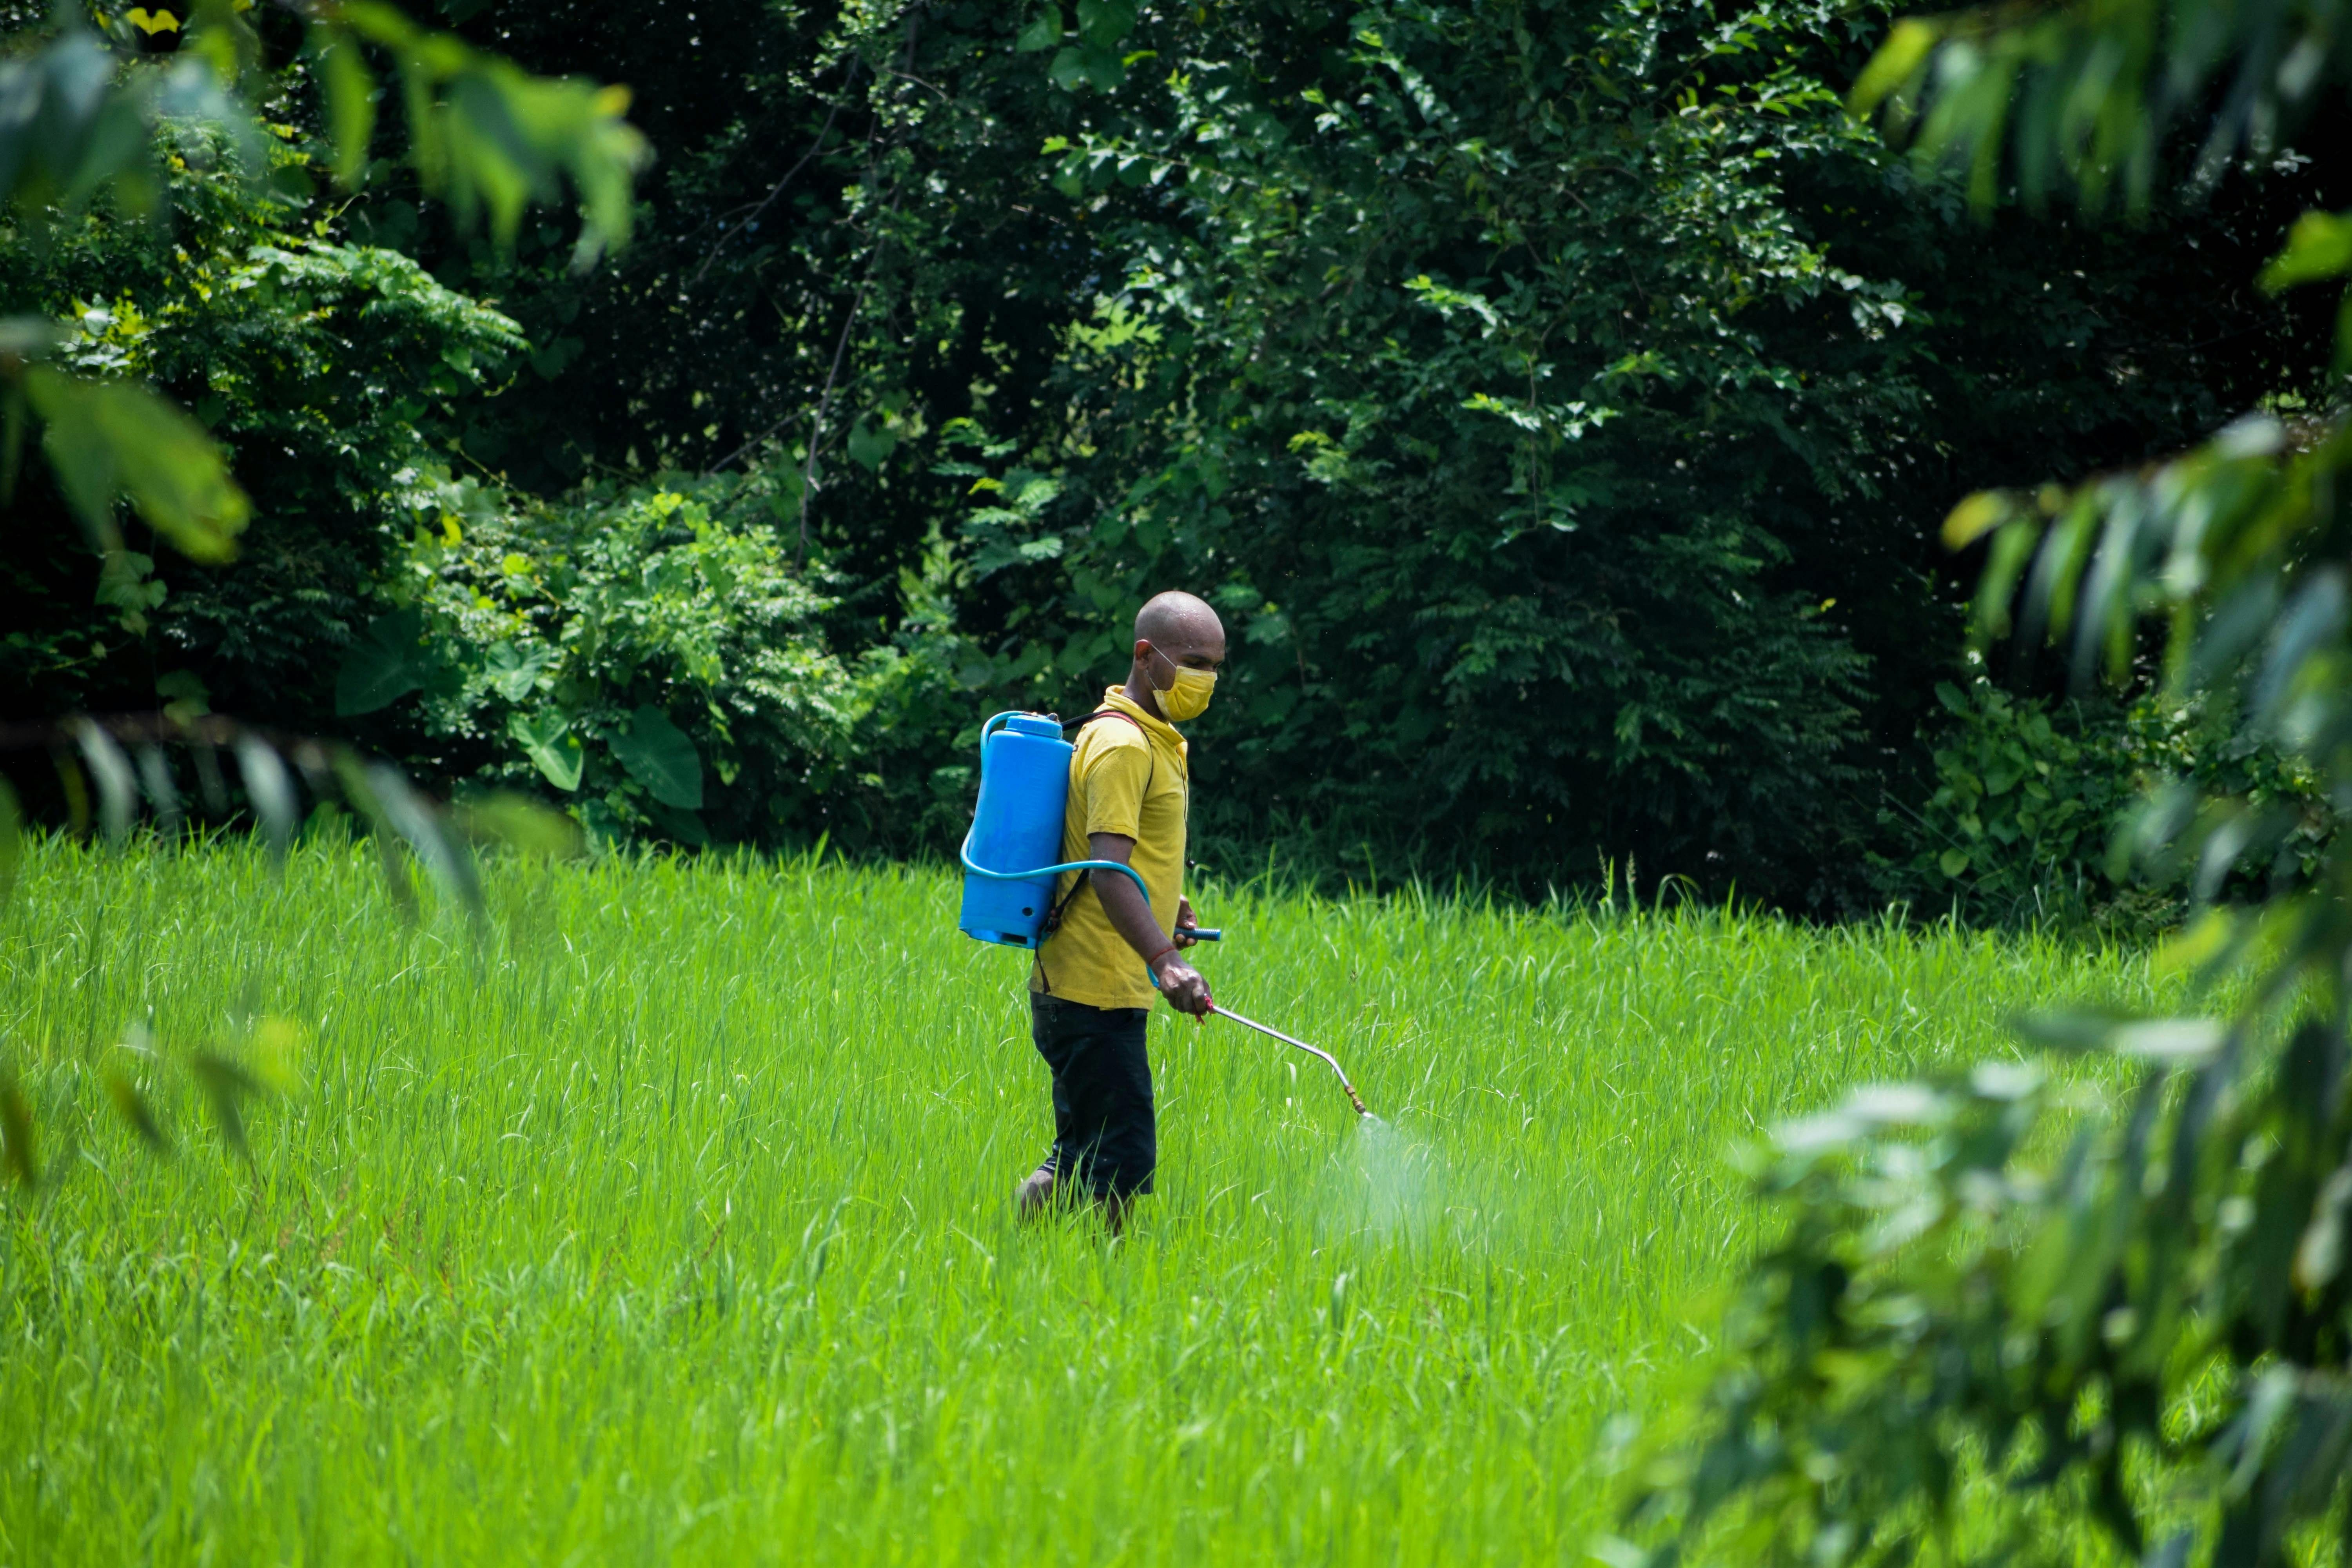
[1015, 590, 1225, 1230]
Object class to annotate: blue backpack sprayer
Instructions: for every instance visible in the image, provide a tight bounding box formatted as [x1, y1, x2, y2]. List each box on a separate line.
[958, 711, 1372, 1118]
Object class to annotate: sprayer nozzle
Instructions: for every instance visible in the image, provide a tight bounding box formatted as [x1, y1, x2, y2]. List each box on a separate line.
[1209, 1003, 1369, 1121]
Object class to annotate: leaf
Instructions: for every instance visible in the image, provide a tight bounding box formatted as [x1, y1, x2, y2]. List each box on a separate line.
[0, 774, 19, 907]
[0, 31, 159, 218]
[0, 1071, 34, 1187]
[24, 367, 249, 561]
[324, 7, 650, 260]
[1080, 43, 1125, 92]
[2294, 1166, 2352, 1290]
[450, 791, 583, 858]
[508, 708, 583, 791]
[1938, 848, 1970, 877]
[233, 735, 297, 864]
[0, 315, 67, 356]
[70, 719, 136, 844]
[609, 705, 703, 809]
[2259, 210, 2352, 294]
[365, 761, 482, 915]
[134, 744, 181, 837]
[2110, 1018, 2225, 1061]
[2152, 907, 2234, 980]
[155, 668, 209, 722]
[105, 1069, 170, 1152]
[1849, 18, 1939, 115]
[1076, 0, 1136, 48]
[2252, 568, 2345, 722]
[646, 801, 710, 846]
[1942, 489, 2012, 550]
[1049, 45, 1092, 93]
[969, 532, 1067, 578]
[1015, 11, 1062, 51]
[846, 419, 899, 471]
[247, 1016, 307, 1095]
[319, 36, 377, 187]
[1844, 1082, 1950, 1126]
[189, 1047, 264, 1160]
[336, 608, 428, 716]
[328, 751, 421, 922]
[486, 639, 553, 701]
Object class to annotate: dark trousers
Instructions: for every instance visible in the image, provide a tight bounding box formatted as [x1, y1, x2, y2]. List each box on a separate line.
[1030, 993, 1156, 1199]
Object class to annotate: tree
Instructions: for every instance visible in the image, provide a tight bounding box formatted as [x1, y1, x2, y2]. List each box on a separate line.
[385, 0, 2338, 897]
[1613, 0, 2352, 1555]
[1, 0, 645, 575]
[15, 0, 2336, 890]
[0, 0, 648, 1180]
[1, 127, 530, 723]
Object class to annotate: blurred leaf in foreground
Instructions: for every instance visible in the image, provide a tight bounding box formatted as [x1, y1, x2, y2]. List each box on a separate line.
[104, 1069, 171, 1152]
[69, 719, 138, 845]
[0, 775, 20, 907]
[1848, 0, 2351, 215]
[1619, 0, 2352, 1558]
[2, 3, 644, 616]
[233, 735, 298, 864]
[189, 1046, 267, 1160]
[365, 759, 481, 915]
[25, 367, 248, 561]
[312, 2, 650, 264]
[453, 790, 586, 859]
[247, 1016, 307, 1094]
[0, 1070, 36, 1188]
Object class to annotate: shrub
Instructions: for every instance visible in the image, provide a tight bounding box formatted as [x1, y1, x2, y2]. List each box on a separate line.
[1884, 676, 2333, 929]
[345, 477, 968, 850]
[0, 128, 527, 725]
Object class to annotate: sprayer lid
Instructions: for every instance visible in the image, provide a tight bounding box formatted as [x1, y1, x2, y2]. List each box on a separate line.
[1004, 713, 1063, 738]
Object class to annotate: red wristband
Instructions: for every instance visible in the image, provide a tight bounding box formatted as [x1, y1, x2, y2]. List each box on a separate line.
[1145, 945, 1176, 974]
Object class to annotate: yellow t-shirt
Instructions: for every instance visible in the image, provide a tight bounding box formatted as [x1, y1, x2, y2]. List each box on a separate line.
[1029, 686, 1189, 1010]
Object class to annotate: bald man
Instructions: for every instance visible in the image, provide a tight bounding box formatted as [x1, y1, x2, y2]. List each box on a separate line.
[1016, 591, 1226, 1230]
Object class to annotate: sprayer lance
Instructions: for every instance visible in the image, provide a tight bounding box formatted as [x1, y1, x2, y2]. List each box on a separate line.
[1207, 1004, 1371, 1118]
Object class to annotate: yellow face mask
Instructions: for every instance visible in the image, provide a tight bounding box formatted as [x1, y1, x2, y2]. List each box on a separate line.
[1149, 647, 1218, 721]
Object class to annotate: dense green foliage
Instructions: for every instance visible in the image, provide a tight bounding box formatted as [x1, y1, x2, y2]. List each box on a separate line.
[1885, 676, 2330, 927]
[1616, 0, 2352, 1553]
[382, 480, 967, 849]
[0, 837, 2164, 1561]
[0, 0, 644, 579]
[7, 0, 2343, 903]
[4, 134, 526, 720]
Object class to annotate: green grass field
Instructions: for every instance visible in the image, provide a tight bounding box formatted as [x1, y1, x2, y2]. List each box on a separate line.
[0, 839, 2167, 1564]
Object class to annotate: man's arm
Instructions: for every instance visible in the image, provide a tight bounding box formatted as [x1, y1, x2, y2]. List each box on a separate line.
[1087, 830, 1212, 1015]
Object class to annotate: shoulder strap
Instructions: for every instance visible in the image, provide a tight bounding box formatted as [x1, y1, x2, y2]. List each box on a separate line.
[1065, 707, 1143, 737]
[1065, 707, 1154, 791]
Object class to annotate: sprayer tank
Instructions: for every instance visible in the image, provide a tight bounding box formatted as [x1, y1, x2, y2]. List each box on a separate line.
[957, 713, 1072, 947]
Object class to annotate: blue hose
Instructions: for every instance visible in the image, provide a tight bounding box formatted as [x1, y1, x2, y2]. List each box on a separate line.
[958, 835, 1152, 906]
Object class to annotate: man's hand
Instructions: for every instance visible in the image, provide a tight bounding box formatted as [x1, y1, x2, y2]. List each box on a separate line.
[1149, 949, 1214, 1016]
[1174, 895, 1201, 947]
[1085, 831, 1214, 1015]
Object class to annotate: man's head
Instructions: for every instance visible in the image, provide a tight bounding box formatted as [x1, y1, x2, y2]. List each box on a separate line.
[1128, 590, 1226, 723]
